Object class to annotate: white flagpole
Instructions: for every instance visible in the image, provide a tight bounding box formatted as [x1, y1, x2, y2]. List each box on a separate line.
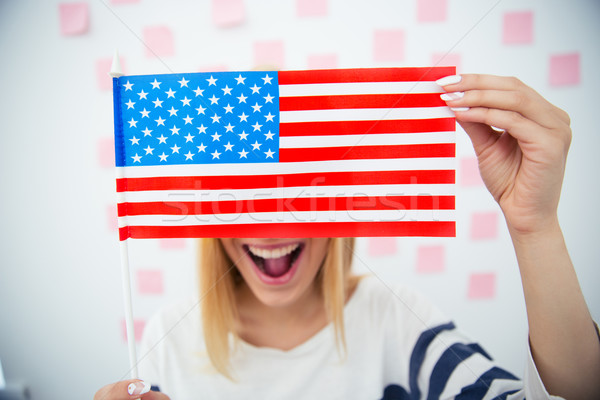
[110, 50, 139, 379]
[118, 230, 138, 378]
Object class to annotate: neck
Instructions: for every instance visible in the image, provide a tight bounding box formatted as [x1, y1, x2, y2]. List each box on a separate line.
[236, 280, 324, 326]
[233, 281, 329, 350]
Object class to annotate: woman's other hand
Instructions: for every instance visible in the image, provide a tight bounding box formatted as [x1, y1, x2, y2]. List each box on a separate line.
[94, 380, 170, 400]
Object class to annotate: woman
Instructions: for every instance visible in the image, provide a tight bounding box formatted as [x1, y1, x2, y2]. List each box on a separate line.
[95, 74, 600, 399]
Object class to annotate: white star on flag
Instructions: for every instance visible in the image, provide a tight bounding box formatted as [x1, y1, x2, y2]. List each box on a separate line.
[235, 74, 246, 84]
[207, 76, 217, 86]
[178, 77, 189, 87]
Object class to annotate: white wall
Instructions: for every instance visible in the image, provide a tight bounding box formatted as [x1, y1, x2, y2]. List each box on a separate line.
[0, 1, 598, 399]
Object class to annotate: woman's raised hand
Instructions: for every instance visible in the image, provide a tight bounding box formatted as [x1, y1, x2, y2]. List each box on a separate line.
[437, 74, 571, 236]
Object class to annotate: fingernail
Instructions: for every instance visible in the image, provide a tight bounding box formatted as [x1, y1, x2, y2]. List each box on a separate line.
[128, 381, 151, 396]
[450, 107, 470, 112]
[436, 75, 462, 86]
[440, 92, 464, 101]
[491, 125, 505, 132]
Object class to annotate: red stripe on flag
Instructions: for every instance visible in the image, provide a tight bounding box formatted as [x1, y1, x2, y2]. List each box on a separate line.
[118, 195, 455, 217]
[116, 170, 454, 192]
[278, 67, 456, 85]
[119, 226, 130, 241]
[280, 144, 455, 163]
[279, 118, 455, 136]
[120, 220, 456, 240]
[279, 93, 446, 111]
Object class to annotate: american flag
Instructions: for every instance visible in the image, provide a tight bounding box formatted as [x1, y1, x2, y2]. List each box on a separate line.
[113, 67, 456, 240]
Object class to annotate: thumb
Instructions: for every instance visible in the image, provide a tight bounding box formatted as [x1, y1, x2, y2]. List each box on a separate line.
[457, 120, 497, 156]
[127, 380, 170, 400]
[94, 380, 169, 400]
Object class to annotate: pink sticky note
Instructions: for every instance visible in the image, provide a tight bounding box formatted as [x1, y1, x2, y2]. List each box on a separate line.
[373, 30, 405, 62]
[503, 11, 533, 45]
[470, 211, 498, 240]
[307, 53, 338, 69]
[137, 269, 164, 295]
[416, 245, 445, 273]
[212, 0, 245, 27]
[107, 204, 118, 232]
[143, 26, 175, 58]
[467, 272, 496, 299]
[160, 238, 187, 250]
[59, 2, 89, 36]
[253, 40, 285, 69]
[459, 157, 484, 187]
[296, 0, 328, 17]
[96, 56, 127, 91]
[431, 52, 461, 72]
[417, 0, 447, 22]
[98, 138, 115, 168]
[549, 53, 580, 87]
[367, 237, 398, 257]
[121, 319, 146, 342]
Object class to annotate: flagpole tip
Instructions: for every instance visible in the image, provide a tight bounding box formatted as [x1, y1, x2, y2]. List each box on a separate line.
[109, 49, 124, 78]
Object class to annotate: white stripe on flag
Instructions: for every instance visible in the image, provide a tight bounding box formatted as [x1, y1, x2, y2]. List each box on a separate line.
[118, 183, 455, 202]
[280, 132, 455, 148]
[278, 81, 444, 96]
[279, 107, 453, 123]
[118, 158, 456, 178]
[118, 209, 456, 228]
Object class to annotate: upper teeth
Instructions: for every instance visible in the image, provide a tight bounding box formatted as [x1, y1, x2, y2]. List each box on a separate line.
[248, 244, 299, 259]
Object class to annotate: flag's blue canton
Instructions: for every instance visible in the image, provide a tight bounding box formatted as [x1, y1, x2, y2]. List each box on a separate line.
[116, 71, 280, 167]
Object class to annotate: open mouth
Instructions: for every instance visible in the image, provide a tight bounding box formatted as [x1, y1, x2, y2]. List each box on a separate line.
[243, 242, 304, 279]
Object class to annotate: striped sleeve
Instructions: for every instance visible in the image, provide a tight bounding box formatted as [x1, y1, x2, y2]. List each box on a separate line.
[407, 321, 520, 399]
[373, 279, 567, 400]
[406, 321, 568, 400]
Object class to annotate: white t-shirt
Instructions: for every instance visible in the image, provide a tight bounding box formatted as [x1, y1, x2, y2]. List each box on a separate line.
[138, 277, 562, 399]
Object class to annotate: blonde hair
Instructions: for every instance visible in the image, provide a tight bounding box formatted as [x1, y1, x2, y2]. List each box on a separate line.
[198, 238, 357, 378]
